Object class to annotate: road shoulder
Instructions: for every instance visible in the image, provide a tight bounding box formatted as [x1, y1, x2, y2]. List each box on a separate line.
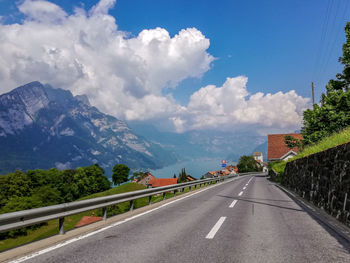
[274, 183, 350, 250]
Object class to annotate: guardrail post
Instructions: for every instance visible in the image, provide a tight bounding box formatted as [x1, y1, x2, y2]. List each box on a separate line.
[182, 188, 184, 193]
[149, 196, 152, 205]
[59, 217, 65, 235]
[173, 190, 177, 197]
[102, 207, 107, 220]
[130, 200, 134, 211]
[163, 192, 166, 200]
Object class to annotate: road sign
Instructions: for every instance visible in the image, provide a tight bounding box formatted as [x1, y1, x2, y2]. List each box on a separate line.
[221, 160, 226, 168]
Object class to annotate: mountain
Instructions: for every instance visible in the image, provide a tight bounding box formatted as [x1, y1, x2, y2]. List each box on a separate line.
[0, 82, 177, 175]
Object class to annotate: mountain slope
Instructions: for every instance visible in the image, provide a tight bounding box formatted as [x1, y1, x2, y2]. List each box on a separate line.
[0, 82, 177, 174]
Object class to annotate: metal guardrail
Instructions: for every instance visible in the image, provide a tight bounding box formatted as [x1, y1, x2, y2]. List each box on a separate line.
[0, 172, 265, 235]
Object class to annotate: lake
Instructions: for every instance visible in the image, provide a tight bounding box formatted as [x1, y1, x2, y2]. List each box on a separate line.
[150, 158, 236, 179]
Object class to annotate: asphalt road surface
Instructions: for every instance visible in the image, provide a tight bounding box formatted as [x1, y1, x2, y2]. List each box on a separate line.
[16, 175, 350, 263]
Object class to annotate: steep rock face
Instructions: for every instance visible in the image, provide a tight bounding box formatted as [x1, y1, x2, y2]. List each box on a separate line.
[0, 82, 177, 174]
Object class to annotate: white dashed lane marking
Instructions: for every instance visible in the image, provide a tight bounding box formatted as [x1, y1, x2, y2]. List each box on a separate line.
[206, 217, 226, 239]
[229, 200, 238, 208]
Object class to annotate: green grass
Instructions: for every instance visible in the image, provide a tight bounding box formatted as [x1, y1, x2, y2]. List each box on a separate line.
[0, 182, 211, 252]
[270, 126, 350, 175]
[293, 126, 350, 159]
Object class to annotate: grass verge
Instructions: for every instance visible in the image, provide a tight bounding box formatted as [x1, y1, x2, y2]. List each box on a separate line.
[270, 126, 350, 177]
[0, 182, 211, 251]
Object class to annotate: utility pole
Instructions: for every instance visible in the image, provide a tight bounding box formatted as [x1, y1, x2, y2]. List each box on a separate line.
[312, 82, 315, 108]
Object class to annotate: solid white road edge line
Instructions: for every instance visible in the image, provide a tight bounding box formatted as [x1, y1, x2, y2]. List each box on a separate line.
[238, 191, 243, 196]
[9, 176, 251, 263]
[205, 217, 226, 239]
[229, 200, 238, 208]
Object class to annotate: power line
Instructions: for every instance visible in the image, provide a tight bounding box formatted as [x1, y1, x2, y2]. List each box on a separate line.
[316, 0, 339, 82]
[312, 0, 333, 81]
[320, 0, 349, 78]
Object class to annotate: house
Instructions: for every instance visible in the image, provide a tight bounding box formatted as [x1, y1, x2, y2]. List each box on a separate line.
[253, 152, 263, 162]
[226, 165, 238, 175]
[135, 172, 178, 188]
[185, 175, 197, 181]
[221, 169, 231, 176]
[204, 171, 218, 178]
[267, 133, 303, 162]
[136, 172, 155, 186]
[255, 159, 268, 172]
[147, 178, 178, 188]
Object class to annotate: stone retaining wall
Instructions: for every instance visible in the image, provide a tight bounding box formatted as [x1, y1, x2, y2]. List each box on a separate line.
[283, 142, 350, 227]
[268, 169, 280, 182]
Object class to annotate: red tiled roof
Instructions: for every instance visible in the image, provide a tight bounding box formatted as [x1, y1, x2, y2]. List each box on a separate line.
[253, 152, 262, 156]
[136, 173, 155, 183]
[267, 133, 303, 160]
[148, 178, 177, 187]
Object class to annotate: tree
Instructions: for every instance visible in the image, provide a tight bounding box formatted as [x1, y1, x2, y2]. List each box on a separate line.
[237, 156, 260, 173]
[112, 164, 130, 186]
[130, 171, 148, 181]
[284, 135, 302, 149]
[302, 22, 350, 145]
[178, 168, 187, 183]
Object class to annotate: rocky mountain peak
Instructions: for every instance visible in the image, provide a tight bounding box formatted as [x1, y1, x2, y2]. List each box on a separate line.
[0, 82, 177, 174]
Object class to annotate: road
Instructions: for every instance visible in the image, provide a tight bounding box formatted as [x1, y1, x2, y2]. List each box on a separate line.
[14, 175, 350, 263]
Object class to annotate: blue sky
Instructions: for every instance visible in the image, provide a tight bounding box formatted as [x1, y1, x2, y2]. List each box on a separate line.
[114, 0, 348, 103]
[0, 0, 349, 133]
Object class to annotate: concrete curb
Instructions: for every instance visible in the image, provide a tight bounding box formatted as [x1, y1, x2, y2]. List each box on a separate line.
[274, 183, 350, 245]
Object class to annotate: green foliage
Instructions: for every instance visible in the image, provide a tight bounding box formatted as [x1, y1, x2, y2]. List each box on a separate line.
[302, 22, 350, 145]
[177, 168, 187, 183]
[237, 155, 260, 173]
[269, 160, 287, 174]
[130, 171, 148, 181]
[284, 135, 302, 149]
[112, 164, 130, 186]
[293, 125, 350, 160]
[0, 164, 111, 239]
[270, 126, 350, 180]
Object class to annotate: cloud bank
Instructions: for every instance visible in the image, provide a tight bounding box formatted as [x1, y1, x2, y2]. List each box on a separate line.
[0, 0, 310, 133]
[178, 76, 309, 133]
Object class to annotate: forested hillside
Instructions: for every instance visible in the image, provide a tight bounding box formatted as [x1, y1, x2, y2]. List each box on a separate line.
[0, 164, 111, 213]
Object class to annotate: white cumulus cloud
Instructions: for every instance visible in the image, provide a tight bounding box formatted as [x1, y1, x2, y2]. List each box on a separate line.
[18, 0, 67, 23]
[173, 76, 310, 133]
[0, 0, 213, 121]
[0, 0, 310, 134]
